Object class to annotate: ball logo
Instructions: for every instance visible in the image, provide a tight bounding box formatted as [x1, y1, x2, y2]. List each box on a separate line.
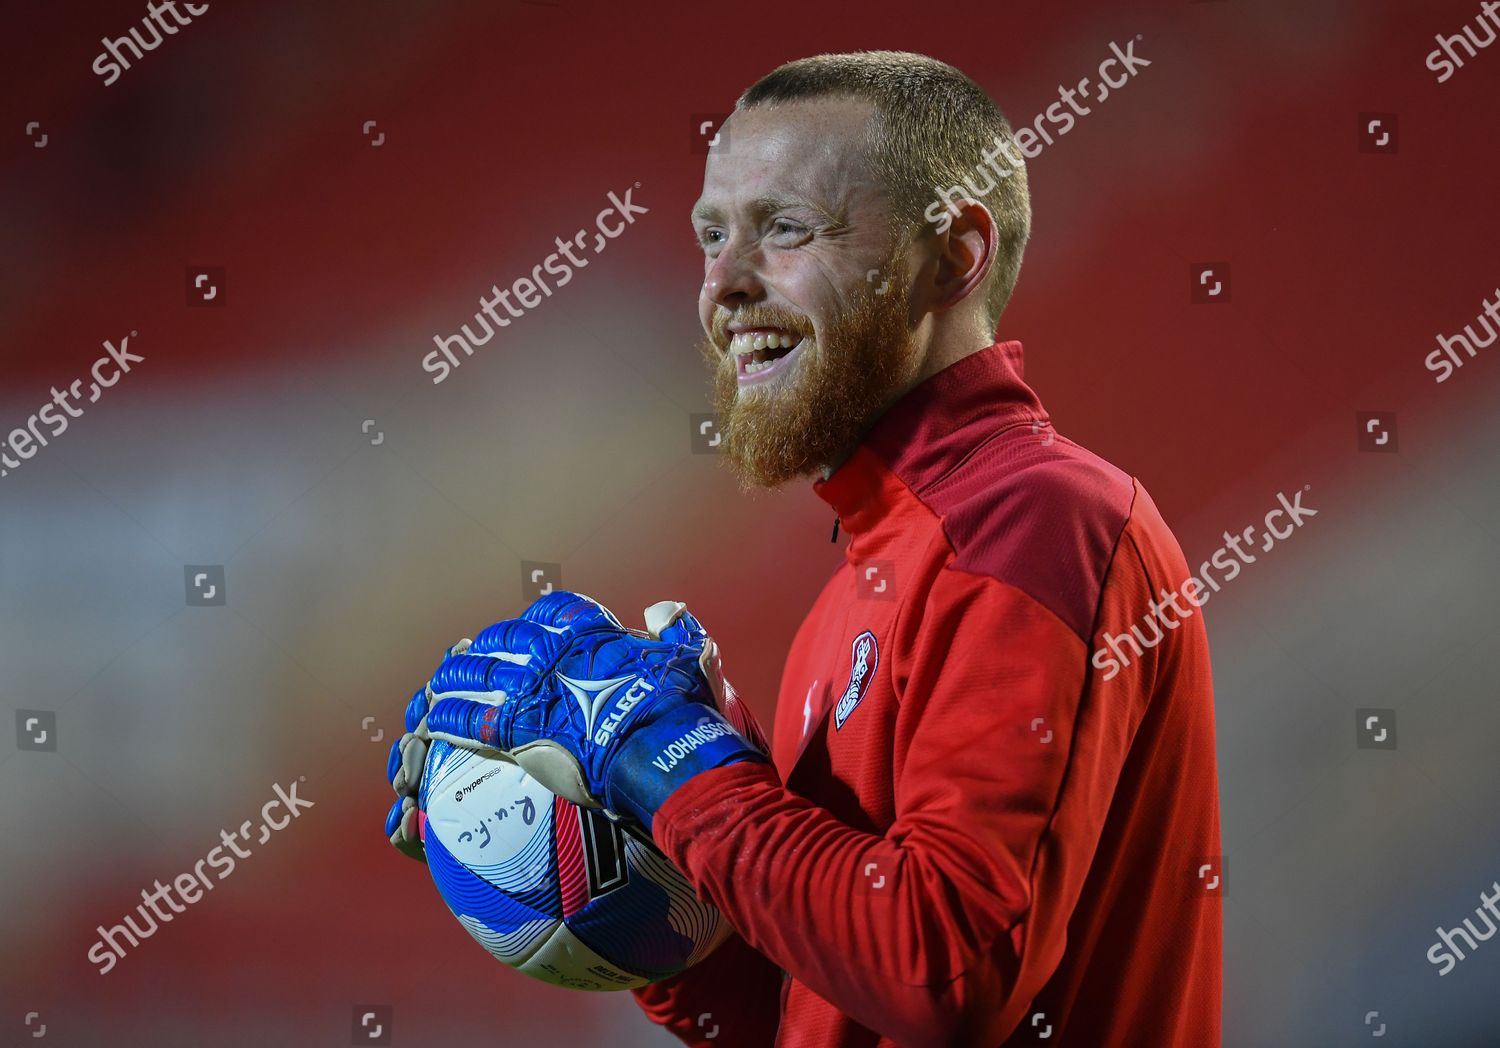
[834, 631, 878, 730]
[455, 766, 502, 803]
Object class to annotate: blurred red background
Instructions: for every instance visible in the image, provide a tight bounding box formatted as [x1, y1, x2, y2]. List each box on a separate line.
[2, 0, 1498, 1044]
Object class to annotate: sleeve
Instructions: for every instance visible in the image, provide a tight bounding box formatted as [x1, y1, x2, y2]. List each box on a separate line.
[651, 567, 1127, 1048]
[631, 929, 785, 1046]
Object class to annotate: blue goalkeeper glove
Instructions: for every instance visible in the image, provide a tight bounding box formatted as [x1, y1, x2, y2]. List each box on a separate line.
[384, 636, 478, 862]
[384, 595, 624, 858]
[388, 592, 769, 839]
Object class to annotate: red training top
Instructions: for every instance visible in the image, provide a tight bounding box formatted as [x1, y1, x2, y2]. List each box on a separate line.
[634, 340, 1221, 1047]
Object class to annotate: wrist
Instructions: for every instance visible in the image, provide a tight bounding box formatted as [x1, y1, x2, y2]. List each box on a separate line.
[607, 703, 768, 831]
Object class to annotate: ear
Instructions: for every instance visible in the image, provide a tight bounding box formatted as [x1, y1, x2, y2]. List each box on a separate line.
[925, 198, 997, 314]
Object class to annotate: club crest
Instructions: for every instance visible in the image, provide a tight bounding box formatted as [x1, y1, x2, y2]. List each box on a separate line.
[834, 631, 878, 730]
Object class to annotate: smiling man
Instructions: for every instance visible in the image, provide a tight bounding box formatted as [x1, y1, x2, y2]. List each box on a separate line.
[628, 51, 1222, 1046]
[385, 48, 1222, 1048]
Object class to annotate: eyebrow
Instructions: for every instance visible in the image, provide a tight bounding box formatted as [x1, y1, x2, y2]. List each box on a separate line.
[690, 192, 842, 227]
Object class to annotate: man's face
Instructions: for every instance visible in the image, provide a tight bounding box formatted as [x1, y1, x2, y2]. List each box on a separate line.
[691, 98, 923, 490]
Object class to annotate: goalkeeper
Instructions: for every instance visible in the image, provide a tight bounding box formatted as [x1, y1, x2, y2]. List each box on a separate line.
[387, 50, 1221, 1048]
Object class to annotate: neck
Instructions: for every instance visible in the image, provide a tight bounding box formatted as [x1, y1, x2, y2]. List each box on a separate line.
[820, 333, 992, 477]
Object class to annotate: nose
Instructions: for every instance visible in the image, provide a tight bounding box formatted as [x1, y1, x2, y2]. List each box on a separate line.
[702, 236, 764, 311]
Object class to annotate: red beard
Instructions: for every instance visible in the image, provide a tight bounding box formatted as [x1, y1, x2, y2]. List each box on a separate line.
[699, 260, 921, 490]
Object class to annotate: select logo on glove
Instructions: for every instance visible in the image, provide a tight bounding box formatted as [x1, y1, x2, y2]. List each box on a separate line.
[594, 678, 655, 746]
[557, 672, 640, 740]
[834, 631, 879, 731]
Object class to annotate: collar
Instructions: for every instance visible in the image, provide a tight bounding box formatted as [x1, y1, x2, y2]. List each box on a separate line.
[813, 340, 1045, 535]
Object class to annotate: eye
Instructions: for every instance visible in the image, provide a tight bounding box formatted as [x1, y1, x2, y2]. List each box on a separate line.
[771, 219, 806, 238]
[696, 228, 725, 251]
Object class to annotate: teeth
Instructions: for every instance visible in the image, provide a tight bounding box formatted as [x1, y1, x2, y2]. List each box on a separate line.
[730, 329, 803, 356]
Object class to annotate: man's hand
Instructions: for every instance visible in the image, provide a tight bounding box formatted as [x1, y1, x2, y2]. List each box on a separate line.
[384, 629, 502, 862]
[384, 592, 769, 848]
[384, 687, 433, 862]
[384, 638, 475, 862]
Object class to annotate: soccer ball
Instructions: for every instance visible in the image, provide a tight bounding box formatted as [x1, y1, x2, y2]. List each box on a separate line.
[418, 737, 733, 990]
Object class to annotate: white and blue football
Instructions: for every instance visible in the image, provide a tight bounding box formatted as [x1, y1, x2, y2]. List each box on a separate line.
[418, 738, 732, 990]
